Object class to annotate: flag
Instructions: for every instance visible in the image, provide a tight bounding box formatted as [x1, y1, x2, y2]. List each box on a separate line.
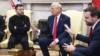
[92, 0, 100, 9]
[10, 0, 21, 9]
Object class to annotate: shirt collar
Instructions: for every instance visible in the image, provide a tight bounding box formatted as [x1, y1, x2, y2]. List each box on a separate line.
[57, 13, 61, 19]
[92, 19, 100, 29]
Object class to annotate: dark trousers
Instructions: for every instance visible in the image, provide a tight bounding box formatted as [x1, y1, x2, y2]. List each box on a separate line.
[38, 37, 71, 56]
[70, 45, 100, 56]
[70, 52, 85, 56]
[70, 45, 86, 56]
[0, 31, 4, 42]
[8, 34, 29, 50]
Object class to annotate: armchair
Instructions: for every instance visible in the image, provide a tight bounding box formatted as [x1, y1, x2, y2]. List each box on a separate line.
[0, 10, 33, 49]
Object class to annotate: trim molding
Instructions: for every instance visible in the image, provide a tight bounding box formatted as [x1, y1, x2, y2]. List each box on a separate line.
[22, 0, 91, 4]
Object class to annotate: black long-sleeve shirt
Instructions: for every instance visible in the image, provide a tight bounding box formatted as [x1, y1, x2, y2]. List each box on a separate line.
[9, 15, 30, 35]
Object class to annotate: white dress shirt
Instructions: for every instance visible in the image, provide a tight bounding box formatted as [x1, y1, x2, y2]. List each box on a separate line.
[92, 19, 100, 29]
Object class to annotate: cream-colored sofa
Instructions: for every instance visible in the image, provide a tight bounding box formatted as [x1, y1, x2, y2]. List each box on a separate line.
[63, 10, 88, 46]
[0, 10, 33, 49]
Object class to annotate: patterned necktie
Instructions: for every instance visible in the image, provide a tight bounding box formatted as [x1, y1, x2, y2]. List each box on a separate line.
[52, 16, 57, 40]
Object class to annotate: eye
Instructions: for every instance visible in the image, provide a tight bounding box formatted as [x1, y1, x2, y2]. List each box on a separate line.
[85, 17, 89, 19]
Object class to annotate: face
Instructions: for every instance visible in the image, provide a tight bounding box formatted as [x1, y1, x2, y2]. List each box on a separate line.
[51, 5, 61, 16]
[15, 6, 24, 16]
[84, 12, 95, 26]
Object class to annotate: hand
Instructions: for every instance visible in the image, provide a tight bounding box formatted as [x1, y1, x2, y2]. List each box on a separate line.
[64, 24, 75, 36]
[14, 26, 17, 29]
[63, 43, 75, 52]
[31, 25, 38, 32]
[49, 41, 57, 48]
[24, 24, 27, 27]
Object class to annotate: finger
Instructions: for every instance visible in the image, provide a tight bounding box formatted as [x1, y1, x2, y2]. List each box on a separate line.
[65, 30, 68, 32]
[64, 48, 68, 52]
[64, 24, 70, 30]
[70, 42, 73, 45]
[31, 25, 35, 28]
[49, 44, 52, 47]
[64, 43, 68, 46]
[30, 25, 32, 27]
[63, 45, 67, 48]
[63, 44, 68, 48]
[64, 48, 67, 51]
[49, 43, 53, 47]
[30, 25, 34, 28]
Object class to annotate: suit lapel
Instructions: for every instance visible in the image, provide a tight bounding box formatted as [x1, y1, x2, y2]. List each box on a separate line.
[51, 16, 55, 31]
[93, 21, 100, 31]
[57, 14, 63, 29]
[91, 21, 100, 40]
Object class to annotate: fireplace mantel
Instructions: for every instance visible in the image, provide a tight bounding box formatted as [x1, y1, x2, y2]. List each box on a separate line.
[22, 0, 91, 4]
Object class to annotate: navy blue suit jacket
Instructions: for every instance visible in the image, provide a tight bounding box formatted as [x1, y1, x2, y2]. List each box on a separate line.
[40, 13, 70, 41]
[75, 21, 100, 56]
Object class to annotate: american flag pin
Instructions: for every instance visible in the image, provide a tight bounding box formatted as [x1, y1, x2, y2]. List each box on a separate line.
[61, 18, 62, 20]
[22, 22, 24, 24]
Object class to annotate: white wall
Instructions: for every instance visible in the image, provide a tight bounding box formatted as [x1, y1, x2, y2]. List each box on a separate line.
[0, 0, 91, 20]
[0, 0, 10, 15]
[31, 3, 83, 22]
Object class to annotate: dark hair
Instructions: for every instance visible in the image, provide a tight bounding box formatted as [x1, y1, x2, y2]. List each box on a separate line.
[15, 4, 23, 9]
[84, 6, 100, 19]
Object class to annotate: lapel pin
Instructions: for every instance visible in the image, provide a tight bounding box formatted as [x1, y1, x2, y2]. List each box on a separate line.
[61, 18, 62, 20]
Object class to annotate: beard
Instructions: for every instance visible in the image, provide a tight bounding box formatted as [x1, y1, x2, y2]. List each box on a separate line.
[17, 12, 24, 16]
[20, 12, 24, 15]
[86, 22, 94, 26]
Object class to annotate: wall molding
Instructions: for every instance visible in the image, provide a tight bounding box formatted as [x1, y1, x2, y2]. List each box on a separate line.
[22, 0, 91, 4]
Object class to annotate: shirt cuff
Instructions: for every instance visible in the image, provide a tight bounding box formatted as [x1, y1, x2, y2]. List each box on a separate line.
[54, 38, 59, 43]
[37, 29, 40, 35]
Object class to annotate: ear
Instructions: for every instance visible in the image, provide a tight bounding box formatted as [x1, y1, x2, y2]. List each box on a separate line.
[93, 15, 98, 19]
[92, 16, 98, 22]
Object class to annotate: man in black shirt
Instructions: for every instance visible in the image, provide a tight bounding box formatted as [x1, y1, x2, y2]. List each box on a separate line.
[0, 15, 5, 42]
[8, 4, 30, 50]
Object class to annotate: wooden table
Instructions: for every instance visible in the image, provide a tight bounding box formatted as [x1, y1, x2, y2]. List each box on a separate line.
[0, 49, 20, 56]
[0, 55, 13, 56]
[0, 49, 9, 55]
[0, 49, 13, 56]
[8, 49, 20, 56]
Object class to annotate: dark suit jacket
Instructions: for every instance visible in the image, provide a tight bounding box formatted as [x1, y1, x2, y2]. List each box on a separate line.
[40, 13, 71, 41]
[75, 21, 100, 56]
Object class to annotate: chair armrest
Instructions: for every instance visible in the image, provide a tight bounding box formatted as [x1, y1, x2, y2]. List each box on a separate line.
[3, 29, 9, 40]
[4, 29, 9, 33]
[27, 29, 33, 40]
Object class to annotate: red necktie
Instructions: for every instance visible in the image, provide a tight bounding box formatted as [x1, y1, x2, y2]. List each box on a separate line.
[89, 27, 93, 38]
[52, 16, 57, 40]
